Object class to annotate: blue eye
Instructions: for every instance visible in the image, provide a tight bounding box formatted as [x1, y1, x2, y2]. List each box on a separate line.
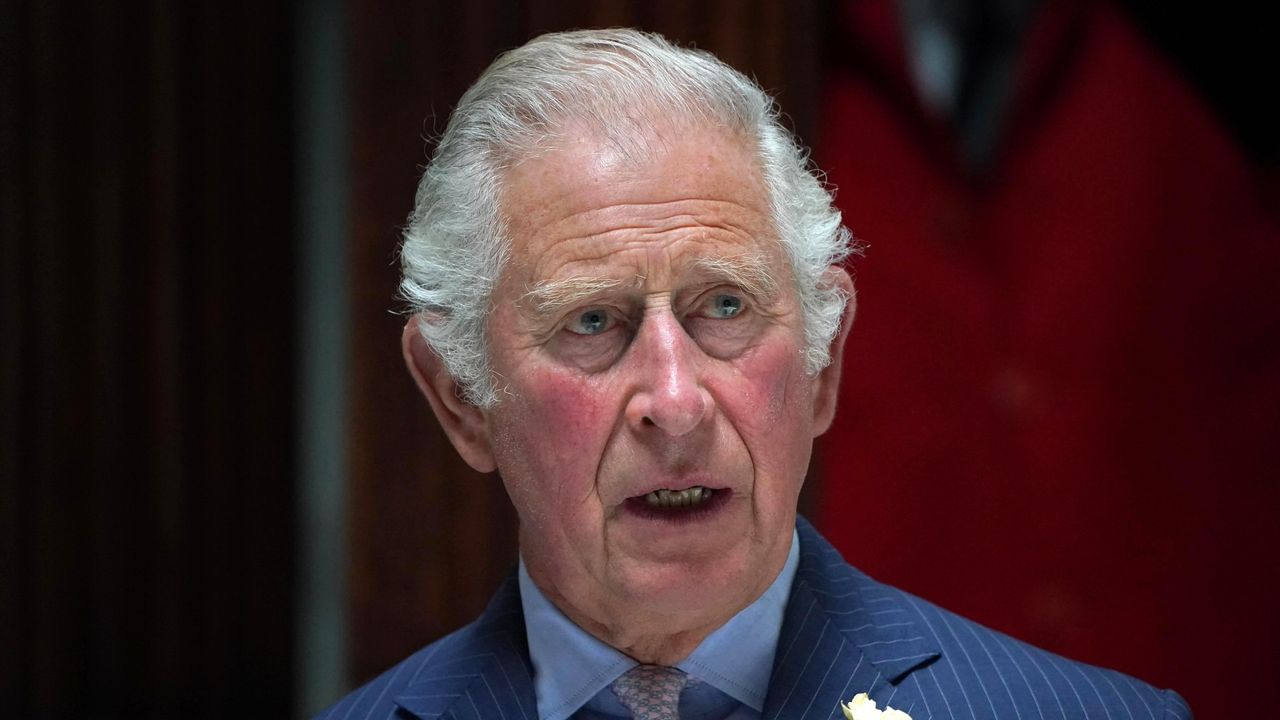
[708, 294, 743, 318]
[568, 308, 612, 335]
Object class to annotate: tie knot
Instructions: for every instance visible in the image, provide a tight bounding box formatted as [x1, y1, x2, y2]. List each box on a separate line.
[610, 665, 689, 720]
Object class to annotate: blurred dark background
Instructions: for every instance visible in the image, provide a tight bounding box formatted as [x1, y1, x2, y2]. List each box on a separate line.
[2, 1, 1275, 718]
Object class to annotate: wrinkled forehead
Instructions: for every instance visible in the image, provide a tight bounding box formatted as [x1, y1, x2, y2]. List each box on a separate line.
[496, 121, 781, 285]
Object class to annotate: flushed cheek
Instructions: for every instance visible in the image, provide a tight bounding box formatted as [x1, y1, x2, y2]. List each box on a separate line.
[727, 350, 812, 437]
[494, 368, 617, 506]
[527, 369, 619, 440]
[720, 353, 815, 510]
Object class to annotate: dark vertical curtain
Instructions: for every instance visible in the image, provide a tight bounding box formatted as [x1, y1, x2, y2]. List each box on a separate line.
[345, 0, 824, 687]
[2, 2, 297, 717]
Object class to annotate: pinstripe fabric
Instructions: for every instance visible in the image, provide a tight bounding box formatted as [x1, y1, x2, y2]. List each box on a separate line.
[314, 519, 1192, 720]
[314, 576, 537, 720]
[762, 521, 1192, 720]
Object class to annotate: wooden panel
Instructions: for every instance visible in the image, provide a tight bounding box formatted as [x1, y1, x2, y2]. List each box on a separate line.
[1, 1, 296, 716]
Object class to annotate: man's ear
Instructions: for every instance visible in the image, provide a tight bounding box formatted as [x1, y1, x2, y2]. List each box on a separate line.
[811, 266, 856, 437]
[402, 317, 498, 473]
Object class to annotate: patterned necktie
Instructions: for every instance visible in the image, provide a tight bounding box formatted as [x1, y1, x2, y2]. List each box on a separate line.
[609, 664, 689, 720]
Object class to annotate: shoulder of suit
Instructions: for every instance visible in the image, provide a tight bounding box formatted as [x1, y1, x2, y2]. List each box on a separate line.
[793, 520, 1192, 718]
[882, 580, 1191, 718]
[309, 572, 529, 720]
[310, 620, 485, 720]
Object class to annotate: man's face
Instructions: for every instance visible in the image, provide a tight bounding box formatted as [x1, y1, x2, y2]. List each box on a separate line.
[417, 124, 849, 638]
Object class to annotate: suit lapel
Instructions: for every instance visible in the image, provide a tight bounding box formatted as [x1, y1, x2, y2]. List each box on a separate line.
[764, 519, 942, 720]
[393, 576, 538, 720]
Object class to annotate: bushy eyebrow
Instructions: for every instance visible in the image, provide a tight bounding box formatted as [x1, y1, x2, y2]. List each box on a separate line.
[518, 275, 637, 318]
[690, 254, 779, 300]
[517, 252, 779, 320]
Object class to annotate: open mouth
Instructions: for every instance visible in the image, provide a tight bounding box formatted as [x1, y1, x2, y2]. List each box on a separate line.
[624, 485, 728, 520]
[642, 486, 715, 509]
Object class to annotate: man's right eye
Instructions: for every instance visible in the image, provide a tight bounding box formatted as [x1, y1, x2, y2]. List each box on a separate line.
[566, 308, 613, 335]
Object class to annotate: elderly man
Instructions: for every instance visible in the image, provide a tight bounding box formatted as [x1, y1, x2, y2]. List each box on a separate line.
[319, 29, 1190, 720]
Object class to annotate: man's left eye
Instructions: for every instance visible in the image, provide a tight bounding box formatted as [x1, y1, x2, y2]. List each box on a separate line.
[706, 293, 744, 318]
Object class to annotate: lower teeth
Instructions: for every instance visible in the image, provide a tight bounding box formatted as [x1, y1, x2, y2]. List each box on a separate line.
[643, 486, 713, 509]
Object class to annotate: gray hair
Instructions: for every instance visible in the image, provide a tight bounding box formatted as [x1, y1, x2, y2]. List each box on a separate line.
[401, 28, 855, 408]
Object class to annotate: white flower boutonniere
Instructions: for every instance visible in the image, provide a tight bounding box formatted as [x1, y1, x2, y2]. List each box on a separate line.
[841, 692, 912, 720]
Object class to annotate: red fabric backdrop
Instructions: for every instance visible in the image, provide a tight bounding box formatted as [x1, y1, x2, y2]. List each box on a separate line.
[815, 0, 1279, 712]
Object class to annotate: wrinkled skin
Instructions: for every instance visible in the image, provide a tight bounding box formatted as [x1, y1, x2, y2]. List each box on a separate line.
[404, 124, 854, 663]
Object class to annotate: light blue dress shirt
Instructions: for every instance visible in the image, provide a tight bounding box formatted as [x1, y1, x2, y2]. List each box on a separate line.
[518, 530, 800, 720]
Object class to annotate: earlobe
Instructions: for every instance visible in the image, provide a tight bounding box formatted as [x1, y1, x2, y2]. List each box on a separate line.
[402, 318, 498, 473]
[811, 266, 856, 437]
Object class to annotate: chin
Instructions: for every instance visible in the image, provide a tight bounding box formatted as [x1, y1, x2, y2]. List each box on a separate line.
[612, 547, 763, 617]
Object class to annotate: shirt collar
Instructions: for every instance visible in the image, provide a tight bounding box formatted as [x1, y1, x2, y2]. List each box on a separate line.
[519, 529, 800, 720]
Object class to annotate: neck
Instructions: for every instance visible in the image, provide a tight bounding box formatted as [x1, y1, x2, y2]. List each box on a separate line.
[525, 563, 780, 666]
[561, 608, 724, 665]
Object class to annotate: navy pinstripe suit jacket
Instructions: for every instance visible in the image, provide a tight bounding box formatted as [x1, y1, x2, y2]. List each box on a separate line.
[316, 519, 1191, 720]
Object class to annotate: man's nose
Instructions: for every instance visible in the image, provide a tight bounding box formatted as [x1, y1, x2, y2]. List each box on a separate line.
[623, 310, 713, 436]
